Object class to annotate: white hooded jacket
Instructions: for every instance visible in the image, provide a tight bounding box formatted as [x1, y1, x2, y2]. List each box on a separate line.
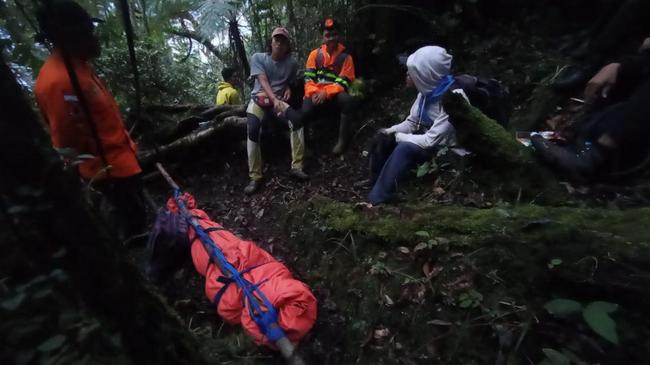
[385, 46, 468, 150]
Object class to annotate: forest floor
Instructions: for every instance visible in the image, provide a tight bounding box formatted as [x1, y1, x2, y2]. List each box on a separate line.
[138, 27, 650, 365]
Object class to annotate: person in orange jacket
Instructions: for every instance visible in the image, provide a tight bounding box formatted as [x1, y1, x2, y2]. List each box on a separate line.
[301, 18, 357, 155]
[34, 0, 146, 238]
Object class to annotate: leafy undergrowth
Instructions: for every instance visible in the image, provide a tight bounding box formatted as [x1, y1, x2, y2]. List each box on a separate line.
[281, 198, 650, 364]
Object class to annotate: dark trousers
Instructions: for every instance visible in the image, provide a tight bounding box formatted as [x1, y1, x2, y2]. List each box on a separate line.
[573, 79, 650, 172]
[96, 173, 147, 238]
[368, 141, 435, 205]
[294, 92, 356, 126]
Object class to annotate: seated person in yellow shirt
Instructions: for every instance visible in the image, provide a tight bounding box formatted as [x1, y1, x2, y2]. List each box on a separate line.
[215, 66, 241, 105]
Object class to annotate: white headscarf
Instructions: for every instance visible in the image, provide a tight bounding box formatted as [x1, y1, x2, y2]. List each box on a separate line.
[406, 46, 453, 94]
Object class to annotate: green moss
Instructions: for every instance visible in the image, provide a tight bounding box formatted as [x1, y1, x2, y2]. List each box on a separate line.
[286, 198, 650, 364]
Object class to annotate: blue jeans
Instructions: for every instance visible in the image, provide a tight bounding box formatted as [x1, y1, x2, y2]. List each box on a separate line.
[368, 142, 435, 205]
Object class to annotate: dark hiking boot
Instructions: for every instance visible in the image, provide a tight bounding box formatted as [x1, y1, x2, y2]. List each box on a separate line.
[552, 64, 599, 91]
[288, 168, 309, 181]
[244, 179, 263, 195]
[531, 134, 604, 181]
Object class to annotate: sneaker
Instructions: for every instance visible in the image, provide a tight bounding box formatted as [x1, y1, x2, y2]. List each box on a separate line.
[244, 179, 263, 195]
[288, 168, 309, 181]
[552, 64, 599, 91]
[531, 135, 603, 181]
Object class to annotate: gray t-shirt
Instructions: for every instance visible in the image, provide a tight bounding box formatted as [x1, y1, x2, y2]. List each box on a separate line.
[250, 52, 298, 97]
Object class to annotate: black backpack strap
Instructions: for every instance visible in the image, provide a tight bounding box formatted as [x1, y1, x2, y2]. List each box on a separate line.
[211, 261, 272, 307]
[332, 51, 348, 75]
[316, 49, 348, 74]
[315, 48, 324, 69]
[191, 227, 227, 244]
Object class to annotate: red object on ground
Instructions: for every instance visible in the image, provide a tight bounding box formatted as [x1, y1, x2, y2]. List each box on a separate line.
[166, 193, 317, 346]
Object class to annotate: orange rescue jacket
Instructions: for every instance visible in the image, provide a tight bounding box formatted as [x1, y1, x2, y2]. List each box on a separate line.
[304, 43, 355, 99]
[35, 50, 141, 179]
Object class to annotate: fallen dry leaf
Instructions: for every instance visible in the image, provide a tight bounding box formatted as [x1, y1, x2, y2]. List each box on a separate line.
[427, 319, 452, 326]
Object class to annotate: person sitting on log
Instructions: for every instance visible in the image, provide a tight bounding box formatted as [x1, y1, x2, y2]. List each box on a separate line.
[244, 27, 307, 195]
[34, 0, 146, 239]
[532, 37, 650, 181]
[368, 46, 468, 205]
[215, 66, 241, 106]
[299, 18, 357, 155]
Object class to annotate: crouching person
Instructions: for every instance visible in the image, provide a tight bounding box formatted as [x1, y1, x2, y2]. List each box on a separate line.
[245, 27, 307, 195]
[368, 46, 468, 205]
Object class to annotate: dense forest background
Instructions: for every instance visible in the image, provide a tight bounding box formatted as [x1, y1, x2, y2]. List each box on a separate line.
[3, 1, 650, 365]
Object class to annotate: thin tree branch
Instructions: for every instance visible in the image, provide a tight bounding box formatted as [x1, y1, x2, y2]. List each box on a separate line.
[169, 29, 223, 60]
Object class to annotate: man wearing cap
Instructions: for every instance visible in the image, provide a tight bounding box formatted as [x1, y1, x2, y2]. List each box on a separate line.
[34, 0, 146, 238]
[244, 27, 307, 195]
[301, 18, 357, 155]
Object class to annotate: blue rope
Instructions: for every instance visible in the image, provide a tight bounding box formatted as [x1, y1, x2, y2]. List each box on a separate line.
[173, 190, 286, 342]
[417, 74, 455, 128]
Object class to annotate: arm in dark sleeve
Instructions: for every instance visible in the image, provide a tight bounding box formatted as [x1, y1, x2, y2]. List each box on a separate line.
[617, 50, 650, 85]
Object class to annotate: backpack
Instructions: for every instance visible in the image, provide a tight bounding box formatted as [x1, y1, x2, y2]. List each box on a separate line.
[146, 209, 190, 278]
[453, 74, 511, 128]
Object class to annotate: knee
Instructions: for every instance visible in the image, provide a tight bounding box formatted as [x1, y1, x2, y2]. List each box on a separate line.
[247, 115, 262, 142]
[392, 143, 419, 160]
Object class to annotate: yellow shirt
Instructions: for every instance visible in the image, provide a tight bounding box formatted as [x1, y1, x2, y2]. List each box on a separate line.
[215, 81, 241, 105]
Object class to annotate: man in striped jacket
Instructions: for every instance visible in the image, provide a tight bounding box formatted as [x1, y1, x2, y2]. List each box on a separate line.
[301, 18, 356, 155]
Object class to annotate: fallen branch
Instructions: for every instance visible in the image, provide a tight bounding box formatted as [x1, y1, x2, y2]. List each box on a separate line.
[144, 104, 213, 114]
[139, 116, 247, 165]
[442, 93, 564, 201]
[443, 93, 536, 168]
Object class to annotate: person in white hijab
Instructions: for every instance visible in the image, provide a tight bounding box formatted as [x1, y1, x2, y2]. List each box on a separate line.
[368, 46, 468, 205]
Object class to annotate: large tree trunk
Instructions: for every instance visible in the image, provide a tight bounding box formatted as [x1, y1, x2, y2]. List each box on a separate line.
[0, 56, 207, 364]
[229, 16, 250, 78]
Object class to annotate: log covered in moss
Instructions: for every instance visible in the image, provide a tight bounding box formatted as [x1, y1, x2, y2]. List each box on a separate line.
[442, 92, 565, 201]
[283, 197, 650, 364]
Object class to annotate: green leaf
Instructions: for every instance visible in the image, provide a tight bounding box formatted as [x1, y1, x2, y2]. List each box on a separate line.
[548, 258, 563, 269]
[459, 299, 473, 308]
[37, 334, 67, 352]
[415, 231, 430, 238]
[544, 298, 582, 316]
[542, 348, 570, 365]
[416, 162, 431, 177]
[583, 301, 619, 344]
